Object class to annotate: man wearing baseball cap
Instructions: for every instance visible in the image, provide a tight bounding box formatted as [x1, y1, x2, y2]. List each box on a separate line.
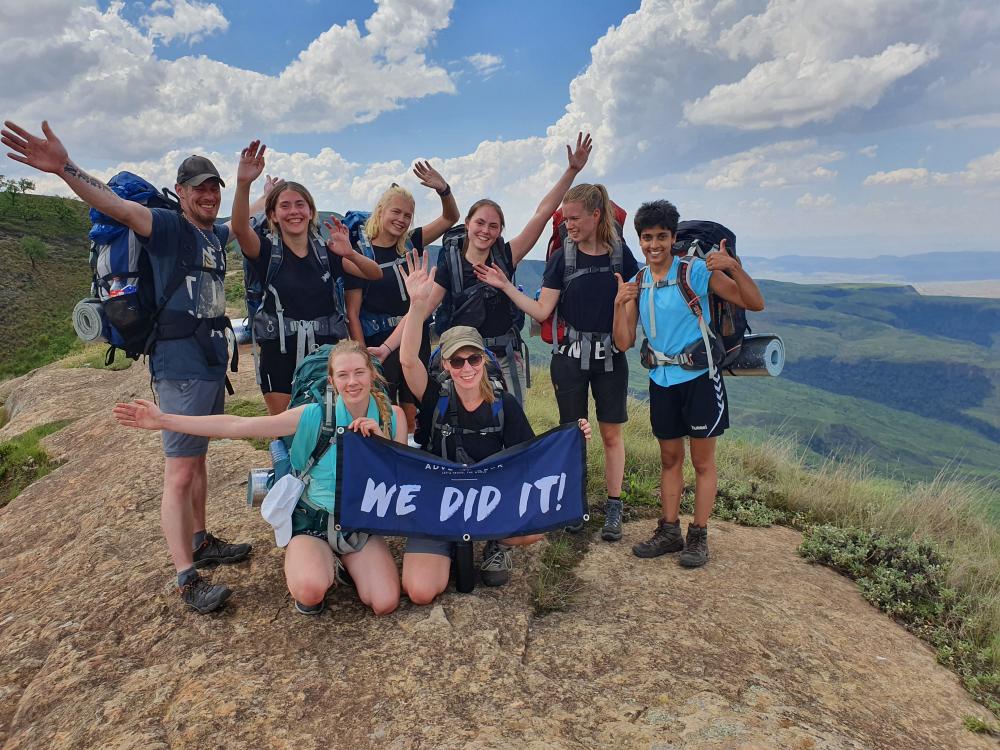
[2, 120, 252, 613]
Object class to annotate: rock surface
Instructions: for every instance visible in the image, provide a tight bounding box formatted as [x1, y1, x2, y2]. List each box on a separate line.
[0, 360, 995, 749]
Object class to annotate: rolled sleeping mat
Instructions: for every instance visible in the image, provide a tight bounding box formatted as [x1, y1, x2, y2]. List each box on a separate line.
[72, 298, 108, 344]
[725, 334, 784, 377]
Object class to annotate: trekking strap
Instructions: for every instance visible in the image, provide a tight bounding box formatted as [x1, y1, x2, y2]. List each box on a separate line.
[636, 266, 677, 339]
[355, 225, 410, 302]
[553, 237, 624, 353]
[676, 252, 716, 380]
[433, 380, 505, 465]
[483, 328, 525, 402]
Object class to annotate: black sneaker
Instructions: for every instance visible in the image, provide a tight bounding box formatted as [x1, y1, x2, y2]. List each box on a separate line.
[179, 575, 231, 613]
[632, 518, 684, 558]
[334, 557, 355, 589]
[294, 599, 326, 616]
[601, 499, 623, 542]
[480, 541, 512, 587]
[193, 533, 252, 568]
[564, 521, 585, 534]
[679, 524, 709, 568]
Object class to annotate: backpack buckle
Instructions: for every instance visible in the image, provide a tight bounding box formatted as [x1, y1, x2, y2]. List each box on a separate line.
[439, 423, 453, 437]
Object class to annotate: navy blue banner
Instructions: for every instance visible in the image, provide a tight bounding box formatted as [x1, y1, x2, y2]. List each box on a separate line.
[334, 423, 588, 541]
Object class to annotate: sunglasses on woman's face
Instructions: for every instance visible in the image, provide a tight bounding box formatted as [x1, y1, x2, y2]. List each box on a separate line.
[447, 353, 484, 369]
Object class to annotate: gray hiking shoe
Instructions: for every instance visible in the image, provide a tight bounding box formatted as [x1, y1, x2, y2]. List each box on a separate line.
[193, 533, 252, 568]
[179, 575, 231, 614]
[294, 599, 326, 616]
[632, 518, 684, 558]
[480, 541, 512, 587]
[601, 499, 624, 542]
[679, 524, 709, 568]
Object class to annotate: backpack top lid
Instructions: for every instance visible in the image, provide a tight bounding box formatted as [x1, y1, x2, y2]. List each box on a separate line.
[89, 172, 179, 243]
[673, 220, 736, 257]
[547, 200, 628, 256]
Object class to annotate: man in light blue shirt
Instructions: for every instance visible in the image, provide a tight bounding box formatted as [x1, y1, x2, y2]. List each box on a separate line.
[612, 200, 764, 567]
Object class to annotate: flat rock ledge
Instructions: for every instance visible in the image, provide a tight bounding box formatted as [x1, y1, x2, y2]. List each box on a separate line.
[0, 363, 995, 749]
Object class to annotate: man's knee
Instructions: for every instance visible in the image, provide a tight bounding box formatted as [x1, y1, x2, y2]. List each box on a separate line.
[163, 456, 204, 491]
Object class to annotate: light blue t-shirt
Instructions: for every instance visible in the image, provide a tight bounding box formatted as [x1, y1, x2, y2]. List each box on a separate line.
[638, 256, 713, 388]
[143, 208, 230, 381]
[289, 395, 395, 513]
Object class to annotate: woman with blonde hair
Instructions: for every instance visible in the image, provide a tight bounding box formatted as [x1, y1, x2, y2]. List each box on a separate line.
[397, 251, 592, 600]
[475, 182, 640, 544]
[114, 340, 406, 616]
[344, 162, 459, 435]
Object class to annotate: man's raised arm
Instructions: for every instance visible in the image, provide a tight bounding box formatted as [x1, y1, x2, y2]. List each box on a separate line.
[2, 120, 152, 237]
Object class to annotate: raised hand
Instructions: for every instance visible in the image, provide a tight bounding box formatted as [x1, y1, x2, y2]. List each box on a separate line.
[2, 120, 70, 175]
[323, 217, 352, 257]
[413, 160, 447, 193]
[236, 140, 266, 185]
[112, 399, 163, 431]
[613, 272, 638, 306]
[263, 174, 285, 197]
[705, 239, 739, 273]
[566, 131, 593, 173]
[402, 249, 437, 308]
[473, 262, 510, 290]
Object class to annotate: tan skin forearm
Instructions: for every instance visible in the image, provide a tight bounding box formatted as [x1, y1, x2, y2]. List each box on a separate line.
[342, 252, 382, 281]
[231, 180, 261, 259]
[345, 289, 365, 343]
[158, 408, 302, 440]
[613, 299, 638, 352]
[399, 301, 431, 402]
[508, 166, 582, 264]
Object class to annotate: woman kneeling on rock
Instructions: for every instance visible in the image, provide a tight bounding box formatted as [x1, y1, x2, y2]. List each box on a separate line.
[398, 251, 593, 602]
[113, 340, 404, 616]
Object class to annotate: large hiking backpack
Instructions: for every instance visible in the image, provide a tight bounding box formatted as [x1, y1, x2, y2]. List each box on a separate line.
[242, 215, 348, 380]
[72, 171, 221, 367]
[423, 345, 508, 465]
[539, 201, 628, 346]
[433, 225, 525, 337]
[340, 210, 414, 338]
[638, 220, 749, 379]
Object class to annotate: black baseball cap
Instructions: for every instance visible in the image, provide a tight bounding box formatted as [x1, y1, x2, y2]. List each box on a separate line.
[176, 155, 225, 187]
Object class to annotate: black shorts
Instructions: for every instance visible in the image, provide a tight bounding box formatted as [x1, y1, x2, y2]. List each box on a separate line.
[550, 352, 629, 424]
[257, 336, 340, 395]
[376, 331, 431, 406]
[649, 371, 728, 440]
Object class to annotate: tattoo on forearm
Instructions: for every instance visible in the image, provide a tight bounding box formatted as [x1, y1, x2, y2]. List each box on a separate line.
[63, 162, 111, 193]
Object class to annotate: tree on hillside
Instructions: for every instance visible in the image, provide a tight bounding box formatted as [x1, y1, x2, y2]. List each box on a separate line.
[2, 176, 36, 206]
[19, 236, 48, 270]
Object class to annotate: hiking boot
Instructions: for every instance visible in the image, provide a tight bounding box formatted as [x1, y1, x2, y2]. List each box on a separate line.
[679, 524, 709, 568]
[601, 499, 624, 542]
[564, 520, 585, 534]
[294, 599, 326, 616]
[179, 575, 231, 614]
[480, 541, 512, 587]
[632, 518, 684, 559]
[193, 533, 252, 568]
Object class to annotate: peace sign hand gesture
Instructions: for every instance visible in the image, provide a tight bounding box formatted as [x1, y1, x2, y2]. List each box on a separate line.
[2, 120, 70, 175]
[566, 131, 593, 173]
[236, 140, 266, 185]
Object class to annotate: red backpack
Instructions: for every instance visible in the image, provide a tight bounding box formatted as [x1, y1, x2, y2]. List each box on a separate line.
[539, 201, 628, 344]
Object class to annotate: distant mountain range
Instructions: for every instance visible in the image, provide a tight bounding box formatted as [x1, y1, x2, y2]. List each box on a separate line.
[741, 251, 1000, 283]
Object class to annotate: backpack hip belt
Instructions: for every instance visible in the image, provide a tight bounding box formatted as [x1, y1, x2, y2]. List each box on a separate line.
[253, 310, 347, 364]
[156, 314, 238, 372]
[563, 325, 618, 372]
[359, 310, 405, 338]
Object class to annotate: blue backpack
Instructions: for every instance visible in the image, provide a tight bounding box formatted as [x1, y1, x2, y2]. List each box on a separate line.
[73, 172, 199, 365]
[341, 210, 414, 338]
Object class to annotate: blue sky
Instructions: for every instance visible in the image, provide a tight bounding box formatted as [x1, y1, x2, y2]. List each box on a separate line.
[3, 0, 1000, 260]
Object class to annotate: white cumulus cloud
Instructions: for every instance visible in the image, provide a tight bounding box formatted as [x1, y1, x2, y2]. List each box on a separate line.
[141, 0, 229, 45]
[863, 168, 930, 186]
[466, 53, 503, 77]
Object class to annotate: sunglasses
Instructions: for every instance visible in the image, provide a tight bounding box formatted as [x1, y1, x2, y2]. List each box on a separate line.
[447, 353, 484, 369]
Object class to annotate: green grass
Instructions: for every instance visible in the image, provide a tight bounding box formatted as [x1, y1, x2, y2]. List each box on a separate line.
[0, 420, 72, 507]
[59, 344, 135, 371]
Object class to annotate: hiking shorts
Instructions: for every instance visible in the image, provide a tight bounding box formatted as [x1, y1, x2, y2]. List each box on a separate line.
[649, 371, 729, 440]
[154, 378, 225, 457]
[550, 351, 629, 424]
[290, 500, 370, 554]
[257, 336, 340, 395]
[404, 537, 453, 557]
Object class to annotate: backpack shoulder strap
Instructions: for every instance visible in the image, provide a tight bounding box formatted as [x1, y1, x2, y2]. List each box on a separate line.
[562, 239, 578, 279]
[610, 235, 624, 275]
[447, 238, 464, 296]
